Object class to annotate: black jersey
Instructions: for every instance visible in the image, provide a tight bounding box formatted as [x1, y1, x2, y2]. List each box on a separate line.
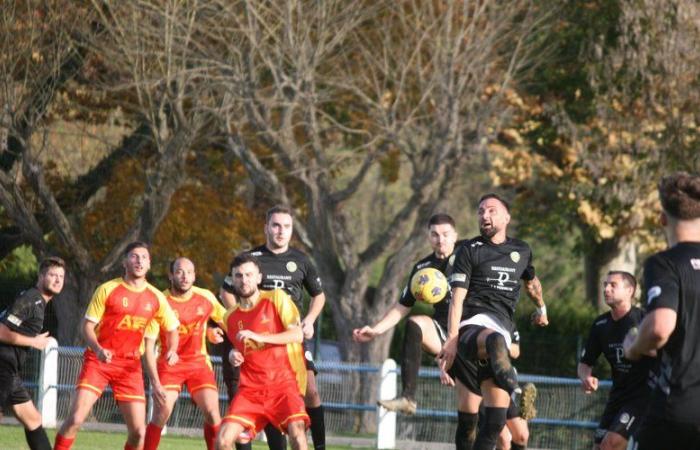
[580, 306, 653, 409]
[0, 287, 47, 371]
[447, 236, 535, 330]
[223, 245, 324, 311]
[643, 242, 700, 424]
[399, 240, 468, 328]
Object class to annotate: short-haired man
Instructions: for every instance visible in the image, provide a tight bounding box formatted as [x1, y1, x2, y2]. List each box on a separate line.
[54, 242, 180, 450]
[217, 254, 309, 450]
[220, 205, 326, 450]
[624, 172, 700, 449]
[0, 256, 65, 450]
[143, 257, 228, 450]
[578, 271, 652, 450]
[439, 193, 548, 450]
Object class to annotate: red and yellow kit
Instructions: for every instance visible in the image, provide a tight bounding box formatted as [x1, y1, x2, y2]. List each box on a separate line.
[221, 289, 309, 435]
[77, 278, 179, 402]
[145, 286, 226, 394]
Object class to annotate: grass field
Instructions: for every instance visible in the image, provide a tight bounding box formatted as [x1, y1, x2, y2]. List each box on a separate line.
[0, 424, 372, 449]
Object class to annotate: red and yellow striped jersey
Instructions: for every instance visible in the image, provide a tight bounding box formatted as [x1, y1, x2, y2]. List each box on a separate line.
[84, 278, 179, 357]
[223, 289, 307, 395]
[145, 286, 226, 361]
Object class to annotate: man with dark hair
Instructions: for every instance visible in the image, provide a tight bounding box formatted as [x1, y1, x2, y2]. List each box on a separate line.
[439, 193, 548, 450]
[578, 271, 652, 450]
[217, 254, 309, 450]
[624, 172, 700, 448]
[220, 206, 326, 450]
[0, 256, 65, 450]
[142, 257, 228, 450]
[55, 242, 180, 450]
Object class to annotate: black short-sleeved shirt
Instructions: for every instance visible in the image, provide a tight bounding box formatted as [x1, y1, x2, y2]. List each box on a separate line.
[580, 306, 653, 410]
[643, 242, 700, 424]
[447, 236, 535, 330]
[399, 240, 468, 329]
[0, 288, 47, 372]
[223, 245, 324, 312]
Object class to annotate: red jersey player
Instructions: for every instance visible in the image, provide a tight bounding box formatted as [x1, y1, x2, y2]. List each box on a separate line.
[142, 257, 227, 450]
[217, 253, 309, 450]
[54, 242, 179, 450]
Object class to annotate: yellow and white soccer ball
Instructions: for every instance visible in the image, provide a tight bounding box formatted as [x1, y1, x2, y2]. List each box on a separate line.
[410, 267, 448, 304]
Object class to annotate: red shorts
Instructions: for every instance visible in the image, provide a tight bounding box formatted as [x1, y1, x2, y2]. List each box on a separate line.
[223, 379, 309, 437]
[76, 351, 145, 402]
[158, 357, 217, 395]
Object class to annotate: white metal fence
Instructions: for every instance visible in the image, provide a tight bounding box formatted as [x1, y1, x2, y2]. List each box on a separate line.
[14, 339, 611, 450]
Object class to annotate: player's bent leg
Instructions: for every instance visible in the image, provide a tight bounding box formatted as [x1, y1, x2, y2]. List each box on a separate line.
[192, 388, 222, 450]
[600, 431, 628, 450]
[286, 420, 309, 450]
[304, 370, 325, 450]
[12, 401, 51, 450]
[497, 425, 512, 450]
[57, 388, 101, 439]
[473, 380, 510, 450]
[118, 400, 146, 450]
[505, 417, 528, 450]
[482, 332, 517, 393]
[144, 390, 179, 450]
[216, 422, 246, 450]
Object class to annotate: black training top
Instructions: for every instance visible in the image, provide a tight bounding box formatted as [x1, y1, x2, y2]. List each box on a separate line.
[447, 235, 535, 330]
[223, 245, 324, 312]
[398, 240, 468, 329]
[0, 287, 47, 371]
[580, 306, 653, 409]
[643, 242, 700, 424]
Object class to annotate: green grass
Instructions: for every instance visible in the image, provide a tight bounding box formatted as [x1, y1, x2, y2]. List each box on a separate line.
[0, 424, 370, 449]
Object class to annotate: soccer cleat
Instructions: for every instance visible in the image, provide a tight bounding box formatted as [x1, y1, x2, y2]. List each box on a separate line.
[519, 382, 538, 420]
[377, 396, 417, 415]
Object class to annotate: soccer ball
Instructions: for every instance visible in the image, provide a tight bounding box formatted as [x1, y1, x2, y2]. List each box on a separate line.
[410, 267, 448, 304]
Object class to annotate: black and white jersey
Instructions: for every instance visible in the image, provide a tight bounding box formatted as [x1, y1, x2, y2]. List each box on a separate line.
[0, 287, 47, 371]
[643, 242, 700, 424]
[398, 240, 468, 329]
[447, 236, 535, 331]
[580, 307, 653, 409]
[223, 245, 324, 312]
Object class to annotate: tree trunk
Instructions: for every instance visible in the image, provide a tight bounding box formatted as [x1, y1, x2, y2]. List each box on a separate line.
[584, 238, 637, 310]
[54, 272, 99, 345]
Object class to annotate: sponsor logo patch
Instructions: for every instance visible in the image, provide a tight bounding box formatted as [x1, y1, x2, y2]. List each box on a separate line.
[691, 258, 700, 270]
[286, 261, 298, 273]
[647, 286, 662, 305]
[6, 314, 22, 327]
[448, 254, 456, 266]
[510, 252, 520, 263]
[619, 412, 630, 424]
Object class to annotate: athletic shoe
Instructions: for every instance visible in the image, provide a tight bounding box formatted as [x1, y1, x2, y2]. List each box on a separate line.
[519, 382, 537, 420]
[377, 396, 417, 415]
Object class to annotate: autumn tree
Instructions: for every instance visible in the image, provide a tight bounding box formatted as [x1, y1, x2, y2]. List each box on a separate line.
[490, 0, 700, 309]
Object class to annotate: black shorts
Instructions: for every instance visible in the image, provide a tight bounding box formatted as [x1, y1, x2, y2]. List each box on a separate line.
[434, 320, 481, 396]
[0, 364, 32, 407]
[594, 400, 645, 444]
[634, 417, 700, 450]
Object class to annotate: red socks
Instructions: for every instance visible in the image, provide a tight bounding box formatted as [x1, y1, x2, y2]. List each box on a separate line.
[204, 422, 220, 450]
[54, 434, 75, 450]
[143, 423, 163, 450]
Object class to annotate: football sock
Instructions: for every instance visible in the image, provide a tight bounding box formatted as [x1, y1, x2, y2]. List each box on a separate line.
[143, 423, 163, 450]
[53, 434, 75, 450]
[124, 443, 137, 450]
[455, 411, 478, 450]
[24, 425, 51, 450]
[264, 424, 286, 450]
[401, 320, 423, 400]
[307, 405, 326, 449]
[511, 443, 526, 450]
[203, 423, 219, 450]
[485, 333, 518, 393]
[473, 407, 507, 450]
[235, 441, 252, 450]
